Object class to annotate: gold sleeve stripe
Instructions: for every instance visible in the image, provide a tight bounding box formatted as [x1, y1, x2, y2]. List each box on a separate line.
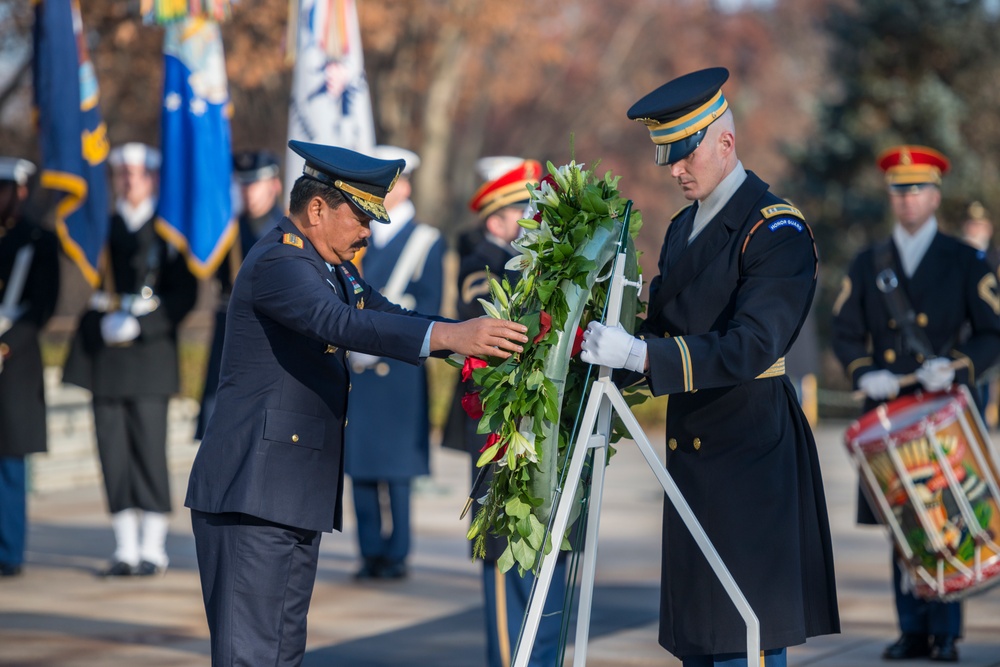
[832, 276, 852, 316]
[846, 356, 873, 377]
[460, 270, 491, 306]
[978, 272, 1000, 315]
[674, 336, 693, 392]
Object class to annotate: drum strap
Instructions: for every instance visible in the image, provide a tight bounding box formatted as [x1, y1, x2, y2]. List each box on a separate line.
[873, 240, 935, 360]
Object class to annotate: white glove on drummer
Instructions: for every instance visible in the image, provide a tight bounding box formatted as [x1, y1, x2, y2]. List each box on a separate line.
[349, 352, 381, 373]
[580, 322, 647, 372]
[100, 311, 141, 345]
[858, 370, 900, 401]
[916, 357, 955, 392]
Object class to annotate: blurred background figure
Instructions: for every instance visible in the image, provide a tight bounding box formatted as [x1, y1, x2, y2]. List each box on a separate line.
[442, 156, 569, 667]
[62, 142, 198, 577]
[961, 201, 1000, 428]
[344, 145, 445, 580]
[196, 149, 284, 439]
[0, 158, 60, 578]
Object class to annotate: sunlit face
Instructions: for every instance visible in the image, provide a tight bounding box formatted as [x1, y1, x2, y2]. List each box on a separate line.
[310, 197, 372, 265]
[486, 206, 524, 244]
[113, 164, 156, 207]
[240, 177, 283, 218]
[889, 185, 940, 234]
[667, 130, 731, 201]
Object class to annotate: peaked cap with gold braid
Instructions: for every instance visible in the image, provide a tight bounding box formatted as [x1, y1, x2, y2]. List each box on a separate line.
[877, 145, 950, 192]
[468, 158, 543, 218]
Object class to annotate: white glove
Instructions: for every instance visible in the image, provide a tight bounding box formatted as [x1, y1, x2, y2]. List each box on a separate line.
[349, 352, 381, 373]
[916, 357, 955, 392]
[858, 370, 900, 401]
[100, 311, 141, 345]
[122, 294, 160, 317]
[0, 314, 12, 338]
[88, 291, 114, 312]
[579, 322, 647, 372]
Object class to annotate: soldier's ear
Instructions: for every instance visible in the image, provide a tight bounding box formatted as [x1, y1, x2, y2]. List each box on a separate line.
[305, 195, 326, 226]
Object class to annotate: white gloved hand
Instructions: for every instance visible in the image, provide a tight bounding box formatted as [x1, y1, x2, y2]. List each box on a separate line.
[349, 352, 381, 373]
[0, 314, 12, 338]
[123, 294, 160, 317]
[915, 357, 955, 392]
[858, 370, 900, 401]
[579, 322, 647, 372]
[88, 291, 114, 312]
[100, 311, 141, 345]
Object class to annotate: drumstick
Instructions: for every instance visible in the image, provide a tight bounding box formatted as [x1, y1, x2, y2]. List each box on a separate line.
[851, 357, 971, 402]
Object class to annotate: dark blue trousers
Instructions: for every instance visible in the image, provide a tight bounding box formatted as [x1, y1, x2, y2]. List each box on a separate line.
[191, 510, 322, 666]
[352, 479, 411, 565]
[0, 456, 26, 566]
[682, 648, 786, 666]
[483, 558, 568, 667]
[892, 554, 962, 637]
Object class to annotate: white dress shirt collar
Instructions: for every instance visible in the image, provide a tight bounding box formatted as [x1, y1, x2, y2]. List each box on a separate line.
[892, 216, 938, 278]
[689, 160, 748, 243]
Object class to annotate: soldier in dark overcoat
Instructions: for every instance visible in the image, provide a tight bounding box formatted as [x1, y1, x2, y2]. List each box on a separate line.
[184, 141, 528, 667]
[344, 146, 445, 579]
[62, 143, 198, 577]
[581, 68, 840, 666]
[832, 146, 1000, 662]
[442, 156, 569, 667]
[196, 150, 284, 439]
[0, 158, 59, 577]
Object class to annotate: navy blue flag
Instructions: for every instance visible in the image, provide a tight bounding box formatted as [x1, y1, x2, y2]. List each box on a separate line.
[155, 17, 234, 279]
[33, 0, 110, 287]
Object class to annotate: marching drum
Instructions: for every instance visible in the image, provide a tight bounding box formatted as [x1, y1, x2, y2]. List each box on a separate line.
[845, 385, 1000, 600]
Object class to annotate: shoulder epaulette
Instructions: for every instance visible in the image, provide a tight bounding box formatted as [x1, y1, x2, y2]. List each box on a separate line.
[760, 203, 804, 221]
[282, 232, 303, 249]
[670, 205, 693, 221]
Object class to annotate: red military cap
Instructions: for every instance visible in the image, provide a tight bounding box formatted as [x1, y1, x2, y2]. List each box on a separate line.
[468, 158, 542, 218]
[877, 145, 950, 189]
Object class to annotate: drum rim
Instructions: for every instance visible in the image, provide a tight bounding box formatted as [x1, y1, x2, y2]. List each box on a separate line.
[844, 387, 969, 452]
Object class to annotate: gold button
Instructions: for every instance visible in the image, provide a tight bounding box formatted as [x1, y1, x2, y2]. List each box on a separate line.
[668, 438, 677, 451]
[916, 313, 928, 327]
[916, 353, 925, 363]
[693, 437, 702, 451]
[884, 349, 896, 364]
[345, 418, 349, 427]
[345, 351, 351, 358]
[291, 434, 299, 443]
[888, 318, 896, 329]
[348, 383, 352, 391]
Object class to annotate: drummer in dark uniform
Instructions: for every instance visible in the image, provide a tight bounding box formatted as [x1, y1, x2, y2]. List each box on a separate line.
[443, 156, 569, 667]
[580, 67, 840, 666]
[832, 145, 1000, 662]
[0, 158, 59, 578]
[196, 150, 284, 438]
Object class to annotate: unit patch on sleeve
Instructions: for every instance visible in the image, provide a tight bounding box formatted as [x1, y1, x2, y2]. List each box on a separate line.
[767, 218, 804, 233]
[761, 203, 805, 233]
[282, 233, 303, 249]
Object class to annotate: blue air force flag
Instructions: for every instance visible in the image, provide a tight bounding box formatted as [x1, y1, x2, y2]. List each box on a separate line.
[285, 0, 376, 197]
[33, 0, 110, 288]
[156, 17, 233, 279]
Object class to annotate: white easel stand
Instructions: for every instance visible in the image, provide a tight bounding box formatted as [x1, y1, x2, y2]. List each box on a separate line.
[511, 253, 760, 667]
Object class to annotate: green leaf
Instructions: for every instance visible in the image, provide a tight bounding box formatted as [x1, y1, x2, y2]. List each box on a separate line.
[510, 537, 538, 572]
[526, 369, 544, 391]
[505, 495, 531, 519]
[497, 544, 515, 573]
[518, 311, 541, 342]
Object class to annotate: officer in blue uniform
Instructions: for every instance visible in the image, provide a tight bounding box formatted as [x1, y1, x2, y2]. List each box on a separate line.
[345, 146, 445, 580]
[443, 156, 570, 667]
[832, 146, 1000, 662]
[0, 158, 59, 578]
[580, 67, 840, 666]
[196, 150, 284, 439]
[185, 140, 529, 667]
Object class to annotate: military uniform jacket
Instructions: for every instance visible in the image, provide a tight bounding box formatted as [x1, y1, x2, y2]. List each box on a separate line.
[831, 231, 1000, 523]
[345, 219, 445, 480]
[185, 217, 437, 533]
[62, 213, 198, 398]
[640, 172, 840, 656]
[0, 217, 59, 456]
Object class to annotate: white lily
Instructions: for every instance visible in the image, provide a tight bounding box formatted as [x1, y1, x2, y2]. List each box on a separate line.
[532, 180, 561, 208]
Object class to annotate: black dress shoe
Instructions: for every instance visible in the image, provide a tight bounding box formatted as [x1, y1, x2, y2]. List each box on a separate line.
[353, 558, 382, 580]
[930, 635, 959, 662]
[0, 563, 23, 577]
[882, 633, 931, 660]
[378, 560, 407, 580]
[98, 561, 136, 577]
[134, 560, 164, 576]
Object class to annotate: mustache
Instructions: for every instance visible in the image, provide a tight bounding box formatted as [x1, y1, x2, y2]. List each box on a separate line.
[352, 239, 368, 250]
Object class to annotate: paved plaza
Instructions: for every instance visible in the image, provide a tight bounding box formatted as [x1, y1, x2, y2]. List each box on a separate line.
[1, 380, 999, 666]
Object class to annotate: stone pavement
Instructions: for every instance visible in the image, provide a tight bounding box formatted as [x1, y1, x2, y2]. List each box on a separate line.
[2, 385, 1000, 666]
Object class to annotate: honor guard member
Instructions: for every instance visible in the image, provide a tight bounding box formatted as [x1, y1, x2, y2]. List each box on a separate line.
[62, 142, 199, 577]
[196, 149, 284, 439]
[0, 158, 59, 578]
[832, 146, 1000, 662]
[344, 146, 445, 580]
[442, 156, 569, 667]
[184, 140, 528, 667]
[580, 67, 840, 666]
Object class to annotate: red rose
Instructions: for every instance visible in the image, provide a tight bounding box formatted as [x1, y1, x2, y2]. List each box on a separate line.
[461, 392, 484, 419]
[533, 210, 542, 222]
[571, 325, 586, 357]
[479, 432, 508, 462]
[461, 356, 488, 382]
[533, 310, 552, 344]
[540, 173, 560, 192]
